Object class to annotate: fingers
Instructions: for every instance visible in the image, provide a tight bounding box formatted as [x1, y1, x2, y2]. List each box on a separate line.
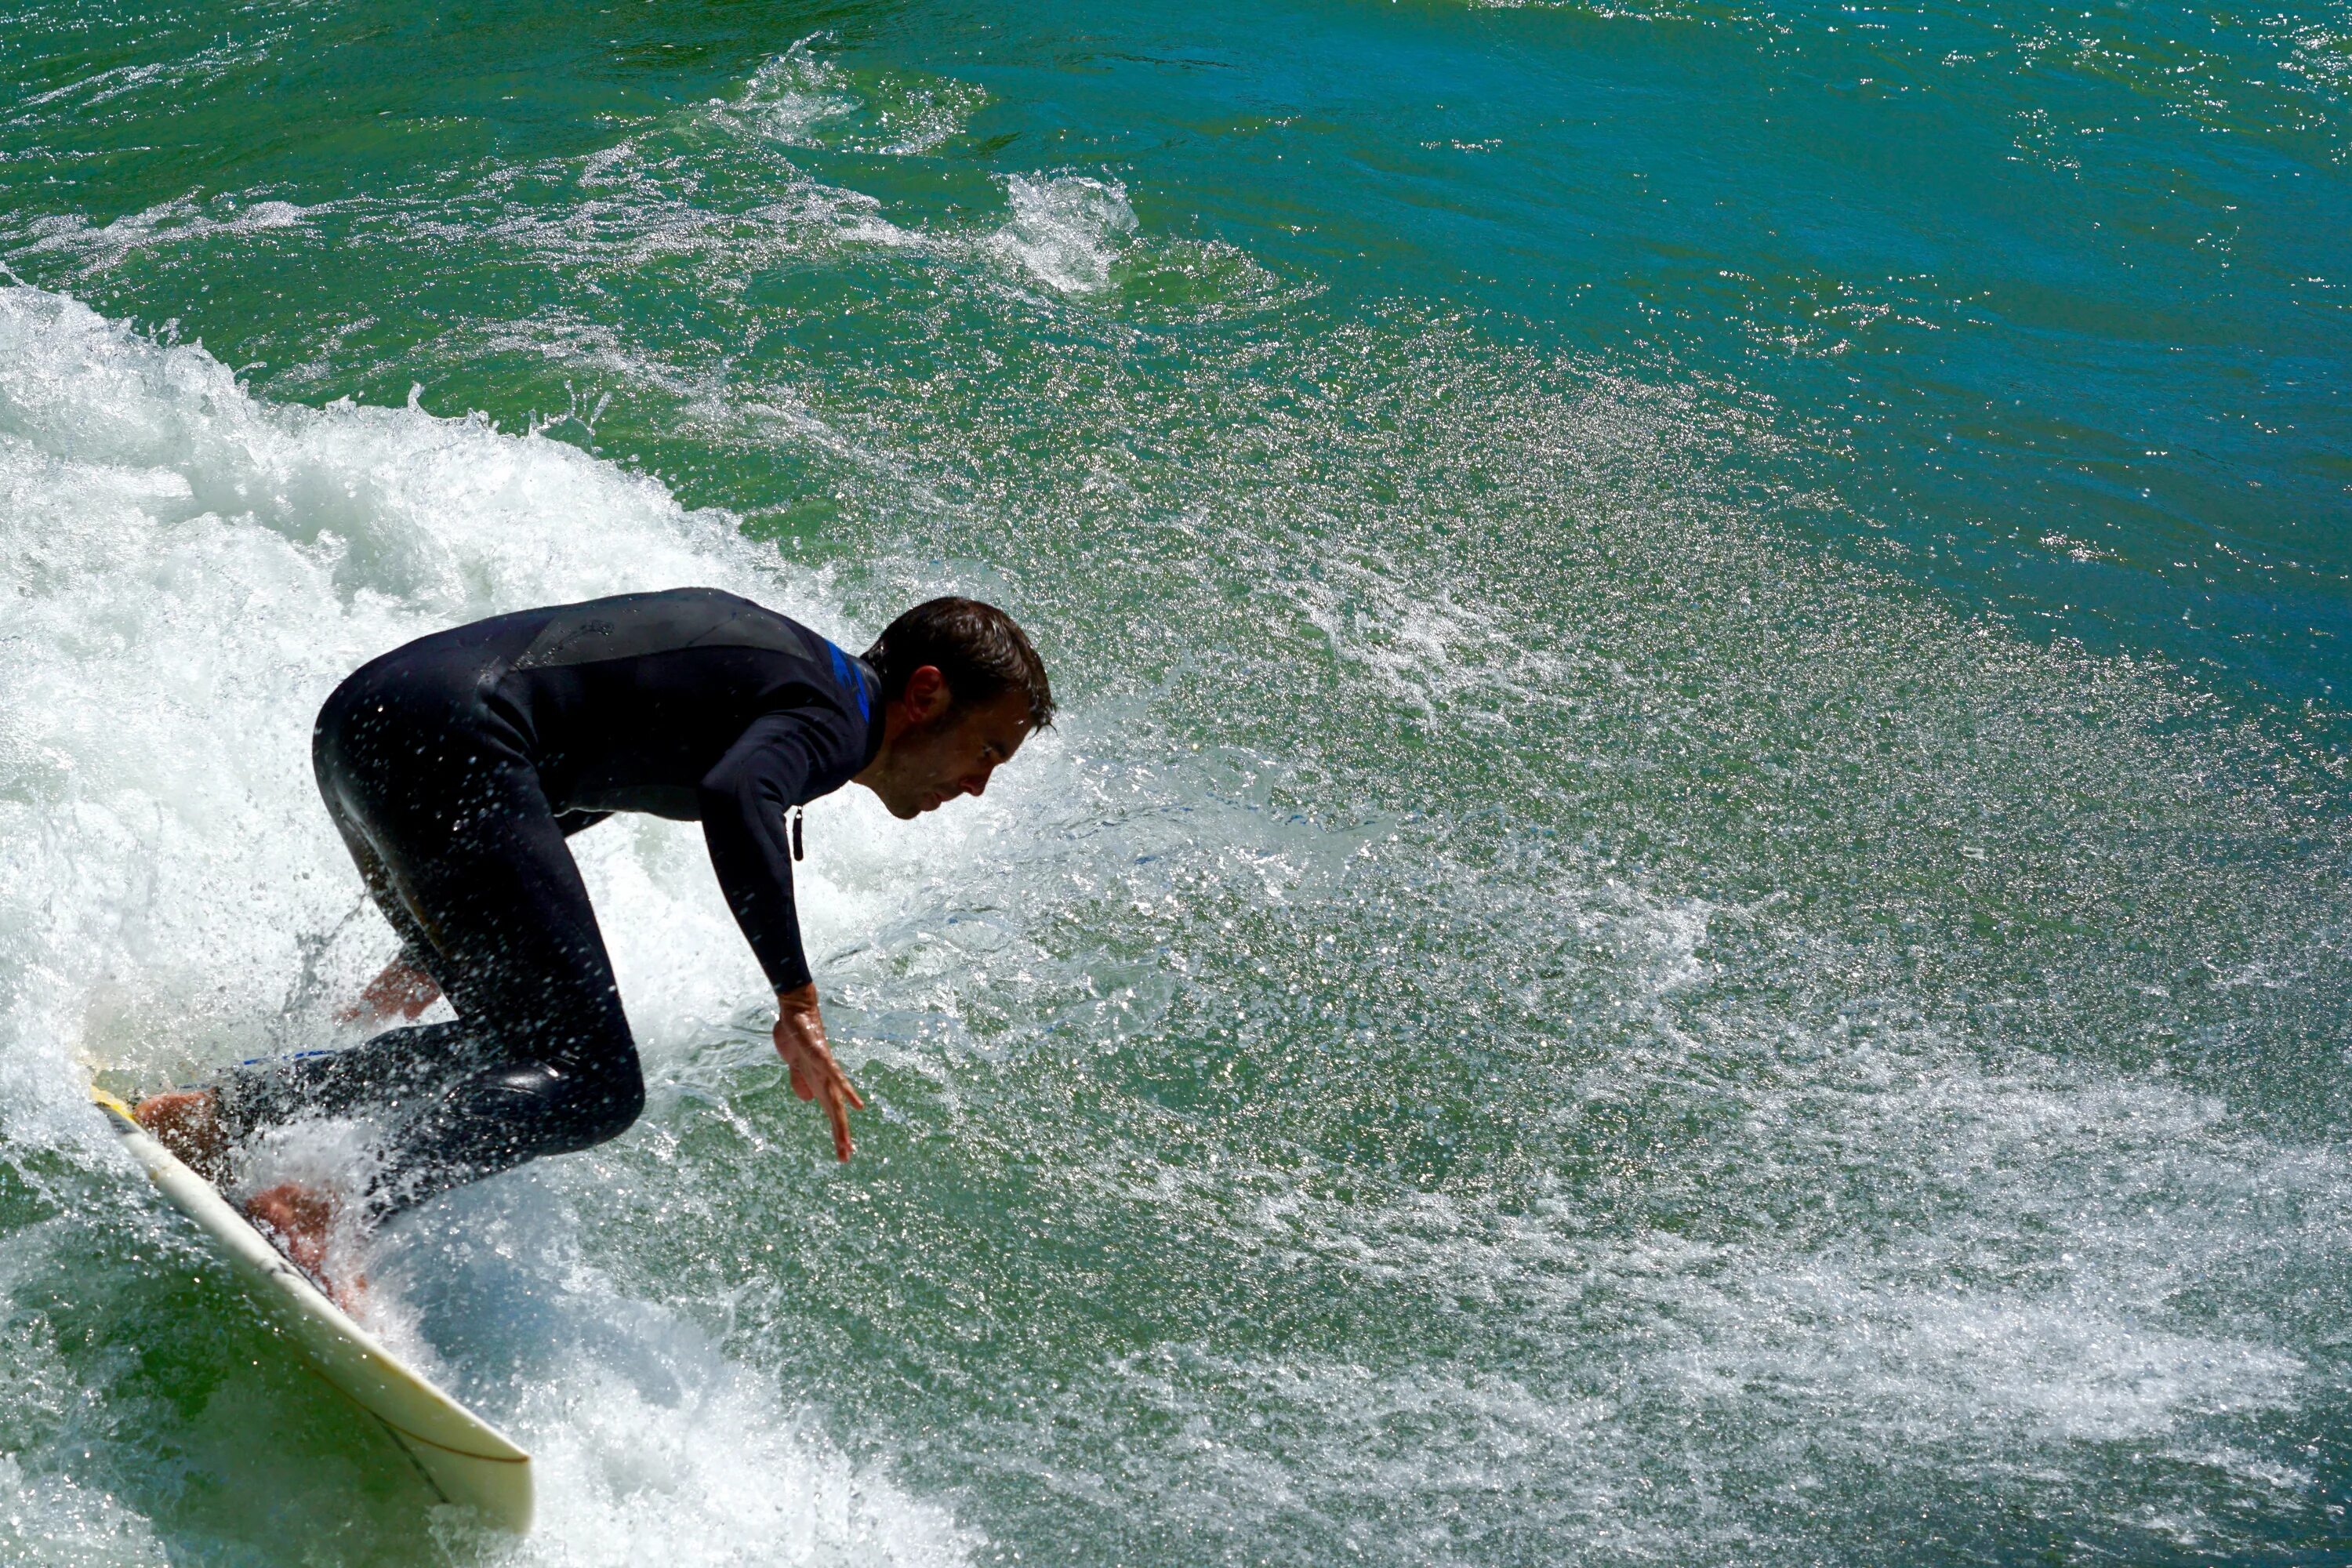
[774, 1019, 864, 1156]
[826, 1084, 853, 1162]
[811, 1051, 858, 1160]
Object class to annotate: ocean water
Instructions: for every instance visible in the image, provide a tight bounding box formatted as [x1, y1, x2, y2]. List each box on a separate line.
[1, 1, 2347, 1563]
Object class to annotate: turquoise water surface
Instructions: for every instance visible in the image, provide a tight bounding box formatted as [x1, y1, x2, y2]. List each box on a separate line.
[2, 2, 2348, 1563]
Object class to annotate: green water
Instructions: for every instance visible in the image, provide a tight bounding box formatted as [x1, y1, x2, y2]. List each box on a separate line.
[2, 1, 2349, 1563]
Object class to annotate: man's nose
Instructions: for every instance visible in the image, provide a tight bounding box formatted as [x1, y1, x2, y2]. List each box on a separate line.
[962, 766, 994, 798]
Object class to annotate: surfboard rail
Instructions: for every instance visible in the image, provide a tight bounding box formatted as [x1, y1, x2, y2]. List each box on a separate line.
[89, 1086, 535, 1532]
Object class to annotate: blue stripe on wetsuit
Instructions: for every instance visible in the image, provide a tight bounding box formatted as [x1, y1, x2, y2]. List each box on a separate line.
[828, 640, 871, 723]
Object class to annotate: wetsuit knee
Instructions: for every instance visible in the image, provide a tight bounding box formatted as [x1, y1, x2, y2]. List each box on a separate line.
[485, 1054, 645, 1158]
[372, 1049, 644, 1210]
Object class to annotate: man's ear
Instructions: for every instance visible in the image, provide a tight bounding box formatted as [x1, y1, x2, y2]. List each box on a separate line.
[902, 664, 953, 723]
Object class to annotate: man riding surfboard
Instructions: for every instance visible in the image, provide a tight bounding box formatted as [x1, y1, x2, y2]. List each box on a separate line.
[133, 590, 1051, 1296]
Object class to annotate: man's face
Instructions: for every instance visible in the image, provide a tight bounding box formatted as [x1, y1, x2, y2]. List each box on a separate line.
[869, 687, 1035, 820]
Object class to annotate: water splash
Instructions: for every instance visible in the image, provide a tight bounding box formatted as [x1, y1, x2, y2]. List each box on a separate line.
[988, 176, 1139, 296]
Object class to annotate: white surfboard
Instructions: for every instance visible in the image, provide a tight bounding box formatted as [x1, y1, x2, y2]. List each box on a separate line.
[89, 1086, 534, 1531]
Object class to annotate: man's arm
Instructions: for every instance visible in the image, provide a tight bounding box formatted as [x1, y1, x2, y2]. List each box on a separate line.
[700, 711, 865, 1160]
[699, 712, 824, 992]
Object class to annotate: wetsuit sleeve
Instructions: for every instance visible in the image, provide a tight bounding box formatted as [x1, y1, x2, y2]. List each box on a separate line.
[698, 713, 826, 993]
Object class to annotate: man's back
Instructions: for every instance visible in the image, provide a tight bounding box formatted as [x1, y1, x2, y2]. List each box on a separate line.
[484, 587, 877, 821]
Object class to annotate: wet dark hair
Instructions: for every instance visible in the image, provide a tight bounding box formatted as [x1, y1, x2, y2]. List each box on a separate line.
[863, 597, 1055, 729]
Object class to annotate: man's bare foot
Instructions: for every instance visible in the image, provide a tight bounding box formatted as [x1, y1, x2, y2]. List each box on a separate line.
[246, 1182, 365, 1311]
[132, 1089, 230, 1185]
[131, 1096, 367, 1312]
[336, 958, 441, 1026]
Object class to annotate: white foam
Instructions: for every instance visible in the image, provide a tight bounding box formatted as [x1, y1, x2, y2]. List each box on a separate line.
[11, 195, 330, 278]
[1048, 1016, 2328, 1551]
[0, 1454, 165, 1566]
[988, 176, 1138, 295]
[482, 1360, 972, 1568]
[374, 1177, 974, 1568]
[1281, 553, 1581, 719]
[726, 42, 861, 147]
[1662, 1265, 2304, 1446]
[714, 39, 987, 158]
[3, 37, 269, 126]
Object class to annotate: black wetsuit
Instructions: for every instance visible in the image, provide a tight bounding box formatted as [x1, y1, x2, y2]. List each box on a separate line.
[215, 588, 879, 1215]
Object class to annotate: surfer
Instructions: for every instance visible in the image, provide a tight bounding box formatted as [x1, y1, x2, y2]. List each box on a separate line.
[132, 590, 1051, 1293]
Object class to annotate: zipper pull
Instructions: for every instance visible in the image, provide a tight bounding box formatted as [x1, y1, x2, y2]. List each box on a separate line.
[789, 805, 804, 862]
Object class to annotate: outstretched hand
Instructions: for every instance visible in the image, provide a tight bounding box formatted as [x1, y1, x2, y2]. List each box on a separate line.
[772, 983, 865, 1161]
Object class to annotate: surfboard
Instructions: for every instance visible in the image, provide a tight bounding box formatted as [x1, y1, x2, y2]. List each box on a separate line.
[89, 1086, 534, 1531]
